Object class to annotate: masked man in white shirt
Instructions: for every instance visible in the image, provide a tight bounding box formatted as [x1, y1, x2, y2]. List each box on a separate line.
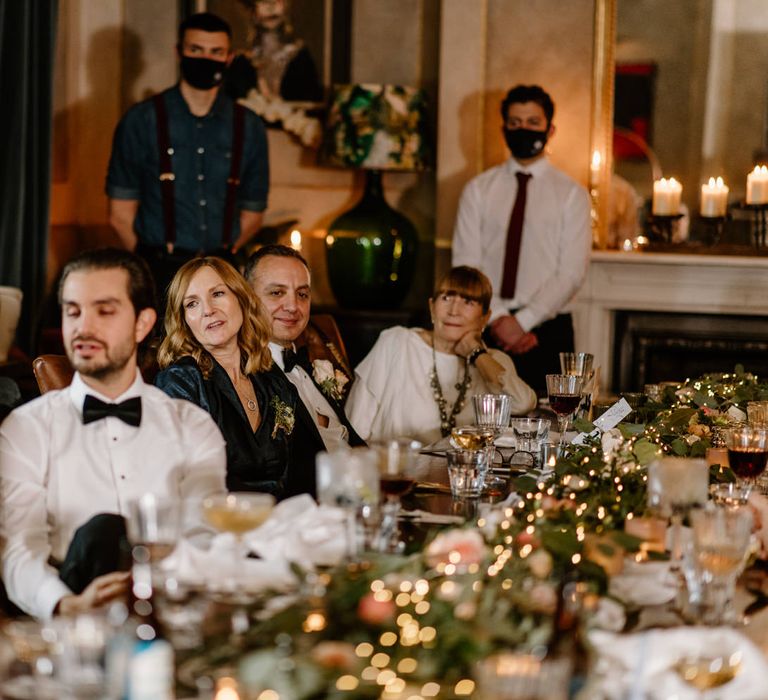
[452, 84, 591, 393]
[245, 245, 365, 474]
[0, 248, 226, 619]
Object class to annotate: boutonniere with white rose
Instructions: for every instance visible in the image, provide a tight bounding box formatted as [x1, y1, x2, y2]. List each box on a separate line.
[270, 396, 295, 439]
[312, 359, 349, 402]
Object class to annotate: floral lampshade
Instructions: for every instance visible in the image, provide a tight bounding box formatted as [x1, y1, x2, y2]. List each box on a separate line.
[324, 83, 429, 171]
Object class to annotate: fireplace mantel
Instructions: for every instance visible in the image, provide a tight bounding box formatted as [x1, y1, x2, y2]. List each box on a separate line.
[572, 250, 768, 391]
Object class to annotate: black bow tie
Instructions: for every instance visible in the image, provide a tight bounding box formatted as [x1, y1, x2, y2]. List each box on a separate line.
[82, 395, 142, 427]
[283, 345, 311, 374]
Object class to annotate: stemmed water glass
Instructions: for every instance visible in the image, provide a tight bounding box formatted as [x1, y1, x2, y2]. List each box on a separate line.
[690, 504, 753, 626]
[473, 394, 513, 469]
[545, 374, 583, 447]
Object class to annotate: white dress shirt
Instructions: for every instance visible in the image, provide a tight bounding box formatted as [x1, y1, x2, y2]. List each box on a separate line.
[347, 327, 537, 445]
[0, 370, 226, 619]
[268, 342, 349, 450]
[452, 156, 592, 331]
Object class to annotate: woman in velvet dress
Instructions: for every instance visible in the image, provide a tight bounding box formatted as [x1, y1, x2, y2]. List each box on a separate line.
[155, 257, 310, 498]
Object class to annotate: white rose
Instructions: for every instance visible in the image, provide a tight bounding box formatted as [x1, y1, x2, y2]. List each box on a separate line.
[312, 359, 335, 384]
[601, 428, 623, 457]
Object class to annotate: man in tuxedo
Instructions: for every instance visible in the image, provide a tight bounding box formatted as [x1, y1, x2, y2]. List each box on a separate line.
[246, 245, 365, 470]
[0, 249, 226, 619]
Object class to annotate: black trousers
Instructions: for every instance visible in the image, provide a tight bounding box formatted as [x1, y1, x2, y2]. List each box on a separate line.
[485, 313, 574, 395]
[1, 513, 130, 616]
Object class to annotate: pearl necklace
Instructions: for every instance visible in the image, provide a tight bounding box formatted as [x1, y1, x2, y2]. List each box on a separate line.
[429, 342, 471, 437]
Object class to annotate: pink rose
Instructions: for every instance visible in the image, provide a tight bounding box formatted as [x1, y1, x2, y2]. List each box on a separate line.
[425, 529, 486, 568]
[357, 593, 395, 625]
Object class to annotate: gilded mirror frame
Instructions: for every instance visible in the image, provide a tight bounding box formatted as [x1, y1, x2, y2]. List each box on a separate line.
[590, 0, 617, 249]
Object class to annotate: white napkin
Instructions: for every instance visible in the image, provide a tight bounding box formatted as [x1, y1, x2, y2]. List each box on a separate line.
[608, 558, 677, 607]
[160, 537, 295, 594]
[245, 494, 349, 567]
[587, 626, 768, 700]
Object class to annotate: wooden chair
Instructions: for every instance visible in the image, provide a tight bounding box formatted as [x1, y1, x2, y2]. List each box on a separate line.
[305, 313, 353, 376]
[32, 354, 74, 393]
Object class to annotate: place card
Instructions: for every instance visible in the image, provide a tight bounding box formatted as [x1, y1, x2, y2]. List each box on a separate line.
[571, 398, 633, 446]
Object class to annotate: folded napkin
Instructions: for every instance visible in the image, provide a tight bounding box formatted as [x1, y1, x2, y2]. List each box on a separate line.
[587, 626, 768, 700]
[608, 558, 677, 607]
[160, 537, 295, 594]
[245, 494, 349, 568]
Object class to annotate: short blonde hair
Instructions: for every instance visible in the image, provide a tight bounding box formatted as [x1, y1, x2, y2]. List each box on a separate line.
[158, 257, 273, 377]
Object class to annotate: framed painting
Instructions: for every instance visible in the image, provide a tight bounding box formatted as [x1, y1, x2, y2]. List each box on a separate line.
[195, 0, 351, 106]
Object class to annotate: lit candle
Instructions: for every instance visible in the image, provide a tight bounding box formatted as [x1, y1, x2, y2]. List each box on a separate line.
[706, 446, 729, 469]
[290, 229, 302, 251]
[746, 165, 768, 204]
[700, 176, 729, 217]
[590, 150, 601, 188]
[652, 177, 682, 215]
[625, 516, 667, 555]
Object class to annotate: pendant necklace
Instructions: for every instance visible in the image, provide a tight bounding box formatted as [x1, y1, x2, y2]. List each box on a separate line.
[429, 341, 471, 437]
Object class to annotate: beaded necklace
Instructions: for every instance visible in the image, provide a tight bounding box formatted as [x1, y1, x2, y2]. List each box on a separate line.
[429, 342, 472, 437]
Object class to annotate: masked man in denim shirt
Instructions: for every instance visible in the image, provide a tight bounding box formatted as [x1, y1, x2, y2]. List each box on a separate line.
[106, 12, 269, 296]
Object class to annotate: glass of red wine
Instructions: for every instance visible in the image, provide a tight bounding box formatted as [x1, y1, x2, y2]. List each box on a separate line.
[373, 438, 423, 552]
[724, 426, 768, 488]
[546, 374, 584, 447]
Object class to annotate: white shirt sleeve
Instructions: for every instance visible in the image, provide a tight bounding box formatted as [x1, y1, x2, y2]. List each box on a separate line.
[0, 408, 72, 619]
[347, 332, 398, 442]
[177, 400, 227, 499]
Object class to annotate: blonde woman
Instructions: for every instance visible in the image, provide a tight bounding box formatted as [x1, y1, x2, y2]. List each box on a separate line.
[348, 266, 537, 445]
[155, 257, 314, 498]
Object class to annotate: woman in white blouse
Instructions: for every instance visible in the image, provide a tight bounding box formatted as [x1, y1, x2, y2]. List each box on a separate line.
[347, 266, 537, 445]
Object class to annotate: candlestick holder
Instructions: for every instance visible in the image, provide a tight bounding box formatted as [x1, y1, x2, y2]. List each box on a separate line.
[737, 202, 768, 248]
[696, 215, 727, 246]
[647, 213, 684, 244]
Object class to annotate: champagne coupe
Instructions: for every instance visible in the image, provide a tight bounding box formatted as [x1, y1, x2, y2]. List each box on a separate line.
[373, 439, 422, 552]
[546, 374, 583, 447]
[451, 425, 496, 450]
[691, 505, 753, 625]
[675, 653, 741, 696]
[723, 425, 768, 490]
[202, 492, 275, 539]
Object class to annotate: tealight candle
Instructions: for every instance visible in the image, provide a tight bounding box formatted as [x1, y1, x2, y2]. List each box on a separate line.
[652, 177, 682, 215]
[590, 150, 601, 188]
[746, 165, 768, 204]
[625, 516, 667, 555]
[700, 176, 729, 217]
[706, 446, 729, 469]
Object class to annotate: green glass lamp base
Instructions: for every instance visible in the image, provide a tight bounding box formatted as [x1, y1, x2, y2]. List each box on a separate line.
[326, 170, 418, 309]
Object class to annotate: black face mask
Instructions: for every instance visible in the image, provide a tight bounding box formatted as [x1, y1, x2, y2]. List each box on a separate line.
[503, 127, 548, 160]
[180, 56, 227, 90]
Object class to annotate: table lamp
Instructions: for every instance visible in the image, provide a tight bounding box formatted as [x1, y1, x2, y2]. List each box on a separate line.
[324, 83, 429, 309]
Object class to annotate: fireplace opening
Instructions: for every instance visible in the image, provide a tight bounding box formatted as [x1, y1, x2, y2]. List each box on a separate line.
[612, 311, 768, 391]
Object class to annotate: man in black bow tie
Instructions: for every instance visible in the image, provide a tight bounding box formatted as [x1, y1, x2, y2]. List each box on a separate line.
[246, 245, 365, 494]
[0, 248, 226, 619]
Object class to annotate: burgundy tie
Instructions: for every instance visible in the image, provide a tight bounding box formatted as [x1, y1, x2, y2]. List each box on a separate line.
[500, 171, 532, 298]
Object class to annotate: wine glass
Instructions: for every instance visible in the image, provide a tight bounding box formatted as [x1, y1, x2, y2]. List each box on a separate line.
[559, 352, 594, 419]
[372, 439, 422, 552]
[545, 374, 583, 447]
[127, 494, 182, 566]
[691, 505, 753, 625]
[473, 394, 513, 483]
[723, 426, 768, 491]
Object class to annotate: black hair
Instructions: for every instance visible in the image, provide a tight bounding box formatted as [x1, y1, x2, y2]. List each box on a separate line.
[500, 84, 555, 126]
[177, 12, 232, 48]
[244, 244, 310, 283]
[58, 248, 157, 317]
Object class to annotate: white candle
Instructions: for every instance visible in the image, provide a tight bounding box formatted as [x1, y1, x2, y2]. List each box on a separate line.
[590, 150, 601, 188]
[746, 165, 768, 204]
[290, 229, 302, 251]
[700, 176, 729, 217]
[652, 177, 682, 215]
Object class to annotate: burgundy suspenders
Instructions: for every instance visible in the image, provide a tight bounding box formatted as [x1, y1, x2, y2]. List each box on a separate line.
[221, 104, 246, 246]
[152, 95, 176, 248]
[152, 95, 246, 249]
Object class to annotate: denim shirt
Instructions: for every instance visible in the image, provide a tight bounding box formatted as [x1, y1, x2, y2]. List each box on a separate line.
[106, 85, 269, 251]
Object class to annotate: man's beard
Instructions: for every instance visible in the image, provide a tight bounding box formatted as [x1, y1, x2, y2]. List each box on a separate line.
[67, 335, 136, 382]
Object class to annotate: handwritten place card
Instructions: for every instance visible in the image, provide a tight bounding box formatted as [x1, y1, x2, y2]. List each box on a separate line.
[572, 398, 633, 445]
